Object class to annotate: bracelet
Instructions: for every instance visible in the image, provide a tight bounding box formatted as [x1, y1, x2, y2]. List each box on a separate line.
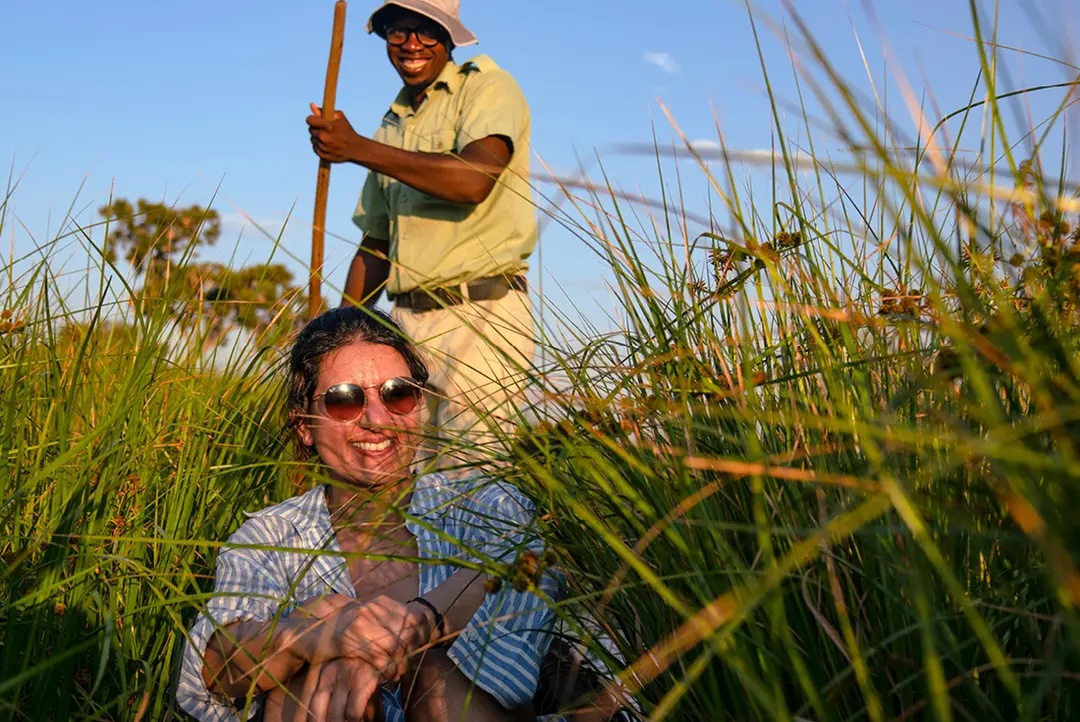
[407, 596, 447, 640]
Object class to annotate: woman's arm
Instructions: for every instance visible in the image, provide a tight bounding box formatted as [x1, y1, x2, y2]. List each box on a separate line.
[201, 615, 308, 698]
[201, 594, 348, 698]
[263, 657, 385, 722]
[412, 568, 488, 642]
[202, 594, 439, 698]
[404, 648, 535, 722]
[405, 479, 562, 714]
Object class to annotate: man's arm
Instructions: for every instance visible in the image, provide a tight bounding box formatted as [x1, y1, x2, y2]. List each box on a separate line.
[342, 235, 391, 308]
[307, 104, 513, 206]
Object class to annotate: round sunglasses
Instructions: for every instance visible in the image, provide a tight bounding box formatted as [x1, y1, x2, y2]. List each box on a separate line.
[312, 377, 423, 421]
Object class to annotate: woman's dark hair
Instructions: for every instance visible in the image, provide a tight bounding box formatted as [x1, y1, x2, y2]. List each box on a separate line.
[286, 306, 428, 451]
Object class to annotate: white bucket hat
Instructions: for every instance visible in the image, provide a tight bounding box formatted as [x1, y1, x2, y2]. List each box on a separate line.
[367, 0, 478, 48]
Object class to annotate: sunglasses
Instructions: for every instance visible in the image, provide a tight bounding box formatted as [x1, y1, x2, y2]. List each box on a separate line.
[384, 25, 444, 47]
[312, 377, 423, 421]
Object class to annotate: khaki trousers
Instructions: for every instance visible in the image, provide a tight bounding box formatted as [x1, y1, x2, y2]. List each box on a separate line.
[392, 289, 534, 473]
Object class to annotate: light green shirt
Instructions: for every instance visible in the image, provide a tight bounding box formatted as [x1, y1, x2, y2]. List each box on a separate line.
[352, 55, 536, 295]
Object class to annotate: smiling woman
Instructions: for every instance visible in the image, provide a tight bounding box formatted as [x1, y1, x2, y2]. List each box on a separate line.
[175, 306, 560, 722]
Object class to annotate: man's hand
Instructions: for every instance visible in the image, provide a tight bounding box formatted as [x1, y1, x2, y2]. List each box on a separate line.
[308, 101, 512, 204]
[308, 103, 364, 164]
[288, 595, 437, 682]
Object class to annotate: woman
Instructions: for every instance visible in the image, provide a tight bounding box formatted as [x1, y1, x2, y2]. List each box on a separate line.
[176, 306, 558, 722]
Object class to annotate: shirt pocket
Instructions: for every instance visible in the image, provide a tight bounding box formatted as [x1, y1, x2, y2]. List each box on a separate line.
[417, 125, 458, 154]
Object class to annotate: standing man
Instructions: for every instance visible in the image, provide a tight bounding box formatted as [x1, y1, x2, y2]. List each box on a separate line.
[306, 0, 537, 471]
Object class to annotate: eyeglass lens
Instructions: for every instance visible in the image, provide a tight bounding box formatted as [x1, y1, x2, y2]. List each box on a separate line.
[385, 26, 441, 47]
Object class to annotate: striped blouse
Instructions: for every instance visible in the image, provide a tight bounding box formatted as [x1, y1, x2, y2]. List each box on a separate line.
[176, 472, 558, 721]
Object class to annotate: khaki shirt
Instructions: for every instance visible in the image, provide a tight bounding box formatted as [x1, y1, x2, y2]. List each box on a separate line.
[352, 55, 536, 295]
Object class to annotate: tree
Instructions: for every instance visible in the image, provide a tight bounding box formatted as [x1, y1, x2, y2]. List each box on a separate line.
[99, 199, 305, 342]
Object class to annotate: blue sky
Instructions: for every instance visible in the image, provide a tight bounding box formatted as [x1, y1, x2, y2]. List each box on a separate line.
[1, 1, 1077, 336]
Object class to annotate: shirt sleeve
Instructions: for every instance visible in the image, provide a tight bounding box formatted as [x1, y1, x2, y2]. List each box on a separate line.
[351, 170, 390, 239]
[446, 481, 559, 710]
[175, 517, 294, 722]
[455, 69, 530, 153]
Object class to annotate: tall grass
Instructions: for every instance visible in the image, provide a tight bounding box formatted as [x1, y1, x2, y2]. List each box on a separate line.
[505, 5, 1080, 720]
[3, 3, 1080, 720]
[0, 214, 300, 717]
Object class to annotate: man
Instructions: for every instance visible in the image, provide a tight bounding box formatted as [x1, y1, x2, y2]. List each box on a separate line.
[307, 0, 536, 471]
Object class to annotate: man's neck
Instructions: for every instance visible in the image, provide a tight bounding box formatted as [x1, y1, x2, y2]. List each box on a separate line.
[407, 88, 426, 111]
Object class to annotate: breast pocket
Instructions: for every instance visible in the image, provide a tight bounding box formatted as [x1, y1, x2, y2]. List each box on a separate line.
[420, 126, 458, 154]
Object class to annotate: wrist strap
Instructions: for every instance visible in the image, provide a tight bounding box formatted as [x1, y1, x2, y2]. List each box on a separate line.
[407, 596, 446, 640]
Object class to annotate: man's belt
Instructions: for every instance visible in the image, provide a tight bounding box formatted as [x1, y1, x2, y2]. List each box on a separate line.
[391, 274, 528, 312]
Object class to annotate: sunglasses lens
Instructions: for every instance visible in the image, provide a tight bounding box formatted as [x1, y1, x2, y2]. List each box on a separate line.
[380, 378, 423, 415]
[322, 384, 367, 421]
[319, 379, 421, 421]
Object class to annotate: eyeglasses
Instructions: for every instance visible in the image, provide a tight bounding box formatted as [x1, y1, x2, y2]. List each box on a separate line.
[385, 25, 444, 48]
[313, 377, 423, 421]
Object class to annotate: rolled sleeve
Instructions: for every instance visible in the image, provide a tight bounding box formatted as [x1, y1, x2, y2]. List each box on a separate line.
[351, 171, 390, 239]
[446, 481, 559, 709]
[456, 70, 529, 151]
[448, 585, 558, 709]
[176, 520, 293, 722]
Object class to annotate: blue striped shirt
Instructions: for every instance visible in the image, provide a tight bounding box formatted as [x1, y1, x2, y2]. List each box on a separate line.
[176, 473, 558, 721]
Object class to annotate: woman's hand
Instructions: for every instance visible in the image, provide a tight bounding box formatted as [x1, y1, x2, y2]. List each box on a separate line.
[264, 658, 384, 722]
[288, 595, 436, 682]
[292, 593, 355, 620]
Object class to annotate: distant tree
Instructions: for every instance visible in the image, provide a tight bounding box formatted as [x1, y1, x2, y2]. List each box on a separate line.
[99, 199, 305, 343]
[100, 199, 220, 277]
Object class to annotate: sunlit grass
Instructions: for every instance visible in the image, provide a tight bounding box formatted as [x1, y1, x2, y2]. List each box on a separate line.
[503, 4, 1080, 720]
[3, 2, 1080, 720]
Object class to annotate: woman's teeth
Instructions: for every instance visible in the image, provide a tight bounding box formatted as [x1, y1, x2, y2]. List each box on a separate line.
[351, 439, 391, 452]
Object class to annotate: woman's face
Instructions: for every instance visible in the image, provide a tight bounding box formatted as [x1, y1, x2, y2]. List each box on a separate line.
[296, 341, 424, 490]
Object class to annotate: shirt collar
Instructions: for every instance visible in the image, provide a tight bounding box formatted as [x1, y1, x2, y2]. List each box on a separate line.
[388, 58, 468, 117]
[251, 484, 337, 550]
[406, 471, 484, 536]
[253, 474, 452, 525]
[251, 474, 473, 548]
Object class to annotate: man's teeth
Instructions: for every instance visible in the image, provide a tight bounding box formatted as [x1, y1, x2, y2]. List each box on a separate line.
[351, 439, 391, 452]
[403, 59, 427, 71]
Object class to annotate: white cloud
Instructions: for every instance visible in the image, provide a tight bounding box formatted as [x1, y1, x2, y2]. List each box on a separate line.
[643, 51, 680, 74]
[686, 141, 818, 169]
[688, 139, 723, 152]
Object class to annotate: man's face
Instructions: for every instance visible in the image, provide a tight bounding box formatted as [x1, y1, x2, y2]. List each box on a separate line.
[380, 8, 451, 93]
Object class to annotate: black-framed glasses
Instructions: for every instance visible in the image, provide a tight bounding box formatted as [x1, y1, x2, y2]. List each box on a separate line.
[313, 377, 423, 421]
[385, 25, 444, 48]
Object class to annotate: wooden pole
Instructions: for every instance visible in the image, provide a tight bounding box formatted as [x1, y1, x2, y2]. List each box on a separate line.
[309, 0, 347, 320]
